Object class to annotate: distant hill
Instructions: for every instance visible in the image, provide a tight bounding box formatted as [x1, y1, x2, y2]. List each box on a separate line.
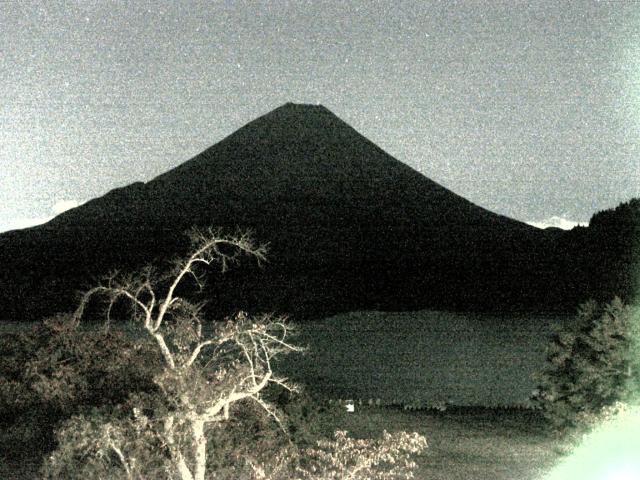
[0, 104, 636, 321]
[553, 198, 640, 306]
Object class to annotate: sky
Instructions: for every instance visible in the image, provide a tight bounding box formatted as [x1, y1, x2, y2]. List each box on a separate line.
[1, 0, 639, 233]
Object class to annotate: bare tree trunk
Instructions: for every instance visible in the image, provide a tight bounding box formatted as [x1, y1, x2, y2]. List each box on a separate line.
[191, 418, 207, 480]
[165, 416, 195, 480]
[176, 454, 195, 480]
[152, 332, 176, 369]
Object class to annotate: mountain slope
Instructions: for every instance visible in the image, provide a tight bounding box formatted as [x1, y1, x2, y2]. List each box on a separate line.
[0, 103, 582, 321]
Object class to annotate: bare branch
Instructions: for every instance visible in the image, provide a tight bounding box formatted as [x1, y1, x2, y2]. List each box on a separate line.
[152, 331, 176, 369]
[185, 339, 216, 368]
[203, 370, 272, 421]
[269, 376, 300, 393]
[154, 229, 267, 332]
[249, 393, 287, 433]
[67, 228, 303, 480]
[108, 440, 132, 479]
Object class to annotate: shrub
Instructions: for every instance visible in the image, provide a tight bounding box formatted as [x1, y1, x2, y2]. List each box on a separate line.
[206, 389, 351, 477]
[297, 430, 427, 480]
[274, 389, 349, 448]
[242, 430, 428, 480]
[42, 391, 366, 480]
[42, 401, 175, 480]
[0, 314, 160, 460]
[533, 297, 639, 434]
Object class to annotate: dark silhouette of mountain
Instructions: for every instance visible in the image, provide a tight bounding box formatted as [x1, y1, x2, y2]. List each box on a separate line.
[556, 198, 639, 306]
[0, 104, 636, 322]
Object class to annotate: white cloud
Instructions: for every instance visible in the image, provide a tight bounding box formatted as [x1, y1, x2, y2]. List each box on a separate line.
[0, 199, 83, 233]
[527, 216, 588, 230]
[52, 199, 79, 215]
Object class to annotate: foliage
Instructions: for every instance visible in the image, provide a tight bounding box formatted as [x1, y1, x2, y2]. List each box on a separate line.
[532, 297, 639, 434]
[42, 404, 169, 480]
[43, 391, 357, 480]
[585, 197, 640, 304]
[573, 400, 631, 433]
[208, 428, 427, 480]
[0, 314, 160, 458]
[1, 314, 159, 413]
[626, 305, 640, 399]
[294, 430, 426, 480]
[273, 390, 349, 447]
[205, 388, 349, 473]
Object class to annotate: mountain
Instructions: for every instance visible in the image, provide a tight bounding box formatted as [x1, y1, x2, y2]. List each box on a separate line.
[0, 104, 633, 322]
[553, 198, 640, 306]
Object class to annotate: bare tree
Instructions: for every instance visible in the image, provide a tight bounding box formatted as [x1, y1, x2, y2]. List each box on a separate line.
[71, 228, 303, 480]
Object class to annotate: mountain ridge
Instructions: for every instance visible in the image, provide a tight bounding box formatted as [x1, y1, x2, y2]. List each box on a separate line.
[0, 103, 634, 321]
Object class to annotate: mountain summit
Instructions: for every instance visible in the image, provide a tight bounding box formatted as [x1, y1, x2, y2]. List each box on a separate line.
[0, 104, 603, 321]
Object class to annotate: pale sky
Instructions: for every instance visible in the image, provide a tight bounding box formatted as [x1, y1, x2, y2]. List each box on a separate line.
[1, 0, 639, 232]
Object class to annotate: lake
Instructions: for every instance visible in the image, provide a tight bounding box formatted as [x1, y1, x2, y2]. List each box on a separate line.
[1, 309, 576, 408]
[275, 310, 576, 408]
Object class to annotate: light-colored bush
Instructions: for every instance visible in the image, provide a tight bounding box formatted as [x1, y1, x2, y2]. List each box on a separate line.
[244, 429, 428, 480]
[296, 430, 427, 480]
